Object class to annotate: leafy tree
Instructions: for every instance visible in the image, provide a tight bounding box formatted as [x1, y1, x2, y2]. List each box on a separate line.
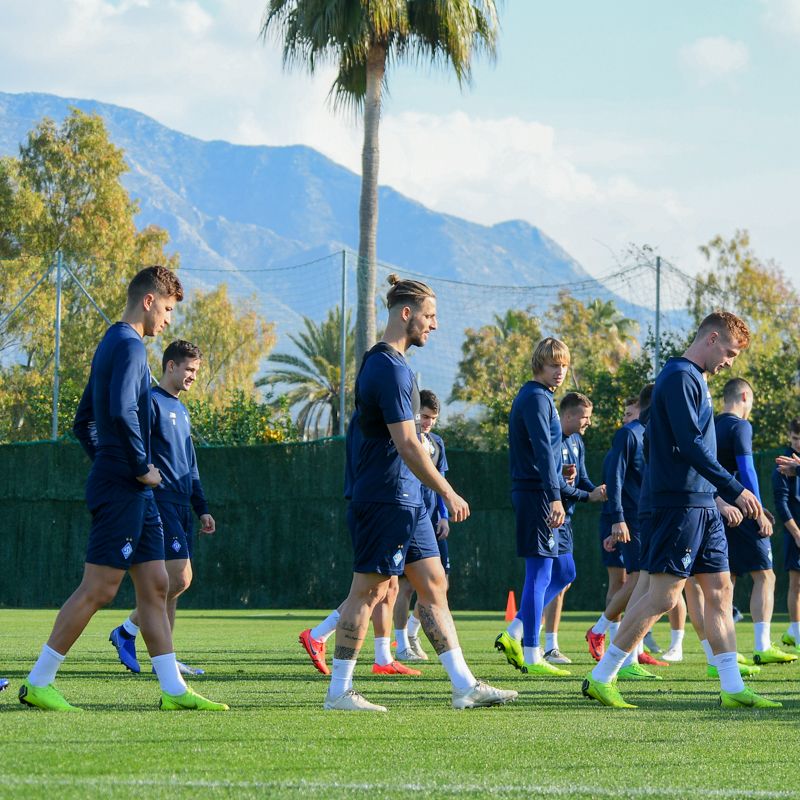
[167, 284, 276, 401]
[260, 306, 354, 439]
[260, 0, 500, 364]
[0, 109, 177, 440]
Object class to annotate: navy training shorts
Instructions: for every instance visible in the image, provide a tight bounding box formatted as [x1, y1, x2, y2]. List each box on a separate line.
[512, 490, 559, 558]
[159, 501, 195, 561]
[598, 515, 624, 569]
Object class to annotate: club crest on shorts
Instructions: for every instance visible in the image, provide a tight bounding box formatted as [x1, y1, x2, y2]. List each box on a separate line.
[393, 549, 403, 566]
[681, 550, 692, 570]
[121, 542, 133, 560]
[171, 538, 182, 553]
[548, 535, 556, 550]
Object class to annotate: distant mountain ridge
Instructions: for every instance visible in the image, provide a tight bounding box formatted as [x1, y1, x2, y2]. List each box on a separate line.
[0, 90, 663, 407]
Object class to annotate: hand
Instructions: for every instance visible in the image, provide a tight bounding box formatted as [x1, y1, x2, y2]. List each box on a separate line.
[588, 485, 606, 503]
[435, 518, 450, 540]
[136, 464, 161, 487]
[734, 488, 761, 520]
[602, 534, 617, 553]
[776, 454, 800, 477]
[547, 500, 565, 529]
[758, 513, 773, 538]
[719, 504, 743, 528]
[764, 508, 775, 525]
[200, 514, 216, 535]
[444, 492, 470, 523]
[562, 464, 577, 485]
[611, 521, 630, 544]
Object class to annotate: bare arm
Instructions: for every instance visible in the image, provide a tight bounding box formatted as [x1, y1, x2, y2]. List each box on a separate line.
[388, 420, 469, 522]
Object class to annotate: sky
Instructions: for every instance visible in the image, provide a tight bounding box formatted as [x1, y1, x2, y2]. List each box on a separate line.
[1, 0, 799, 285]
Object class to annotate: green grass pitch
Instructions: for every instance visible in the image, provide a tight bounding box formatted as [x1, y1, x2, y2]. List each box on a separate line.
[1, 609, 799, 799]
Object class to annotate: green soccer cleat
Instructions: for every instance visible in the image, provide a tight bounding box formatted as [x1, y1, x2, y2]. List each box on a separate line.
[736, 652, 754, 666]
[159, 686, 229, 711]
[719, 686, 782, 709]
[618, 663, 662, 681]
[752, 645, 798, 665]
[781, 632, 800, 652]
[18, 680, 82, 712]
[494, 631, 525, 671]
[521, 661, 571, 677]
[581, 674, 637, 708]
[706, 662, 761, 678]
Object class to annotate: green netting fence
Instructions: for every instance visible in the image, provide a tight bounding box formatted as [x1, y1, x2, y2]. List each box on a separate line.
[0, 440, 789, 611]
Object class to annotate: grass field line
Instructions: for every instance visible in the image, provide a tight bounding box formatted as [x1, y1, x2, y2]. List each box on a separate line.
[0, 775, 795, 798]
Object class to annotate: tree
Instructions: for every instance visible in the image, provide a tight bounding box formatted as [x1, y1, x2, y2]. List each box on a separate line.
[690, 230, 800, 449]
[167, 284, 277, 400]
[450, 308, 542, 448]
[260, 0, 500, 365]
[0, 109, 177, 441]
[260, 306, 354, 438]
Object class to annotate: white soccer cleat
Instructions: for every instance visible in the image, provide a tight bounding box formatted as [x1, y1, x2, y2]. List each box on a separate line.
[661, 646, 684, 662]
[452, 680, 518, 710]
[544, 648, 573, 665]
[323, 689, 387, 712]
[396, 647, 426, 662]
[407, 635, 429, 660]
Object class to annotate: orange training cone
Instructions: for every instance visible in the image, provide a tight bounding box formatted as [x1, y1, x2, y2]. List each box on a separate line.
[505, 590, 517, 622]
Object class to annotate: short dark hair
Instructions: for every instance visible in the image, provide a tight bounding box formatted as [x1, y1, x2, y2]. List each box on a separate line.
[128, 265, 184, 305]
[559, 391, 592, 413]
[623, 396, 639, 408]
[722, 377, 753, 405]
[638, 383, 654, 412]
[419, 389, 440, 413]
[162, 340, 202, 372]
[789, 418, 800, 435]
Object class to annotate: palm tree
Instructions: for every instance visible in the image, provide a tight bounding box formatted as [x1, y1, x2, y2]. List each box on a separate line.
[586, 299, 637, 344]
[260, 1, 500, 365]
[260, 306, 354, 438]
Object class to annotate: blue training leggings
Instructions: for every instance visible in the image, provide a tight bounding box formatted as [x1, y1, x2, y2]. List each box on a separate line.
[518, 553, 577, 647]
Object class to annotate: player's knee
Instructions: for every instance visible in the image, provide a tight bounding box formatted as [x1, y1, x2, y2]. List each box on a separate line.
[86, 581, 119, 609]
[169, 572, 192, 598]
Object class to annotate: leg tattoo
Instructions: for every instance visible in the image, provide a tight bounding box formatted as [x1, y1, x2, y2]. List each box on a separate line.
[333, 619, 364, 661]
[417, 602, 458, 655]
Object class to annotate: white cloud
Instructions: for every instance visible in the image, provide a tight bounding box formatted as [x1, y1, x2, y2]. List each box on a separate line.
[761, 0, 800, 39]
[679, 36, 750, 84]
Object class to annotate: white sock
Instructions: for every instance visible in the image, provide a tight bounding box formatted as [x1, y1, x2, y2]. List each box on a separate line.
[151, 653, 188, 696]
[408, 614, 421, 638]
[700, 639, 715, 665]
[395, 627, 411, 653]
[621, 647, 637, 668]
[670, 629, 685, 649]
[592, 644, 629, 683]
[310, 610, 340, 643]
[506, 616, 524, 640]
[754, 621, 770, 652]
[439, 647, 476, 691]
[329, 658, 356, 697]
[788, 621, 800, 641]
[609, 621, 620, 644]
[545, 632, 558, 652]
[28, 644, 65, 688]
[592, 614, 612, 636]
[374, 636, 393, 666]
[122, 618, 139, 637]
[715, 651, 745, 693]
[524, 645, 543, 664]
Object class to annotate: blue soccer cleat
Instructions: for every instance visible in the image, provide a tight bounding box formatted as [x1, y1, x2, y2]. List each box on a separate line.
[109, 626, 140, 673]
[0, 678, 9, 692]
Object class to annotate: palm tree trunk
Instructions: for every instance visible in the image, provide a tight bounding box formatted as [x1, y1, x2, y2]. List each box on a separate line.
[354, 42, 386, 366]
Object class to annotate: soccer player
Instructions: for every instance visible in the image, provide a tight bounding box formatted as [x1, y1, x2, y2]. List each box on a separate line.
[773, 418, 800, 653]
[109, 340, 217, 676]
[582, 311, 780, 709]
[585, 383, 667, 679]
[494, 339, 577, 677]
[19, 266, 227, 712]
[715, 378, 795, 665]
[540, 392, 606, 664]
[394, 389, 450, 662]
[323, 275, 516, 711]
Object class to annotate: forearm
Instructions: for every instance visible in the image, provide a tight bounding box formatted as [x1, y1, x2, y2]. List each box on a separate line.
[398, 439, 454, 498]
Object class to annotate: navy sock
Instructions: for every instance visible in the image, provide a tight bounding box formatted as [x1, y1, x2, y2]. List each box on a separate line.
[520, 556, 554, 648]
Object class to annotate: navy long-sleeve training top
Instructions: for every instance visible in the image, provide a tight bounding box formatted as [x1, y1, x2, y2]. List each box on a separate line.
[638, 406, 653, 519]
[715, 412, 762, 503]
[509, 381, 562, 501]
[602, 418, 645, 528]
[150, 386, 209, 516]
[559, 432, 595, 519]
[73, 322, 152, 489]
[773, 447, 800, 524]
[648, 357, 744, 508]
